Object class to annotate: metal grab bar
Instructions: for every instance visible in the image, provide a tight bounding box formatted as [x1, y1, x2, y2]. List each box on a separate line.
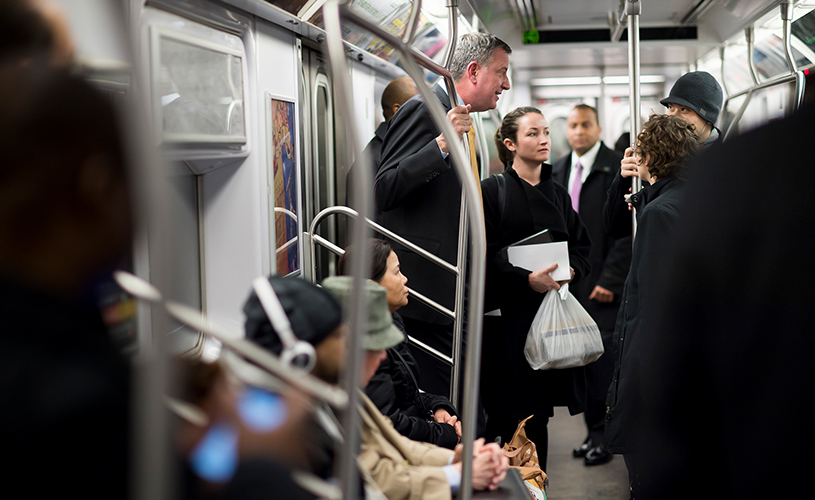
[625, 0, 643, 239]
[746, 26, 760, 86]
[402, 0, 424, 45]
[308, 206, 458, 365]
[323, 1, 488, 498]
[113, 271, 350, 408]
[309, 230, 456, 320]
[782, 1, 798, 74]
[309, 205, 459, 276]
[722, 70, 805, 140]
[312, 233, 455, 364]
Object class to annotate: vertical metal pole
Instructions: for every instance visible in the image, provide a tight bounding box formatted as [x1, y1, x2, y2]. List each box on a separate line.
[442, 0, 465, 410]
[626, 0, 642, 239]
[746, 26, 760, 86]
[781, 1, 798, 75]
[402, 0, 424, 44]
[323, 3, 371, 500]
[330, 5, 488, 499]
[450, 197, 467, 406]
[719, 46, 730, 97]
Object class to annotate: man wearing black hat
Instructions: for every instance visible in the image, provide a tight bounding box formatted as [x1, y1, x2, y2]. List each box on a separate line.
[605, 71, 724, 239]
[661, 71, 724, 146]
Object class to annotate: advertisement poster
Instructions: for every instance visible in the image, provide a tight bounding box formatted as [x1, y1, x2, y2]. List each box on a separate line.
[271, 97, 299, 276]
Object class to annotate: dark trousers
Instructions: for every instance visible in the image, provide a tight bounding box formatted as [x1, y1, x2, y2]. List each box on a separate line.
[624, 454, 640, 499]
[402, 316, 485, 437]
[583, 328, 615, 446]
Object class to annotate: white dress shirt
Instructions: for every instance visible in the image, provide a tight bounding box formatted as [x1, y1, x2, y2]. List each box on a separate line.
[568, 140, 602, 194]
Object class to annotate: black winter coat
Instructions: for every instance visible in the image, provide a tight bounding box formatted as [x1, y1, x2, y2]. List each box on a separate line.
[552, 143, 632, 333]
[605, 175, 684, 454]
[375, 85, 459, 327]
[364, 313, 459, 449]
[480, 164, 592, 420]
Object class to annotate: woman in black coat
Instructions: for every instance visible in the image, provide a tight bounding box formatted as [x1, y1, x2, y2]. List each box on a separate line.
[603, 114, 700, 495]
[339, 240, 461, 449]
[480, 106, 592, 470]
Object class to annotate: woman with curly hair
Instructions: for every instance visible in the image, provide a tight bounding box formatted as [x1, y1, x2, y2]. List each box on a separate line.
[603, 114, 700, 497]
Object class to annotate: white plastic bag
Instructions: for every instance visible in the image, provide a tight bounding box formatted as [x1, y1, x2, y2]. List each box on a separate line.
[523, 285, 604, 370]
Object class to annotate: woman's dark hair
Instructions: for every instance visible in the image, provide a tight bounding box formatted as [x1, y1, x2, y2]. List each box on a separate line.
[337, 238, 393, 282]
[494, 106, 543, 168]
[634, 114, 700, 181]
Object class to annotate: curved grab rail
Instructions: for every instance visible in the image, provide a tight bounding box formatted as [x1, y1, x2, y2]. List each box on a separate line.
[722, 70, 805, 140]
[308, 205, 458, 275]
[323, 0, 487, 498]
[782, 1, 798, 75]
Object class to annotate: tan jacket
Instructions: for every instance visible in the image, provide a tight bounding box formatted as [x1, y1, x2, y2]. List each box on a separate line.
[357, 392, 455, 500]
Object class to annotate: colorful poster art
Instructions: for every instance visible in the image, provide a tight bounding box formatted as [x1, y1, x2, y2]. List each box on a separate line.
[271, 98, 299, 276]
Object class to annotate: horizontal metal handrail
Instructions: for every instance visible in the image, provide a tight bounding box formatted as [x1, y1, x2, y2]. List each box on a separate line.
[725, 71, 798, 101]
[331, 4, 488, 498]
[339, 5, 452, 81]
[309, 205, 459, 276]
[309, 231, 456, 321]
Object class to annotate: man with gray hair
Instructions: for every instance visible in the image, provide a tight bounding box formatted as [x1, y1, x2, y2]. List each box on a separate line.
[374, 33, 511, 403]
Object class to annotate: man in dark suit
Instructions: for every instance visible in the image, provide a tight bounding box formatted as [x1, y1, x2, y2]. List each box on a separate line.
[552, 104, 631, 466]
[375, 33, 511, 400]
[345, 77, 417, 210]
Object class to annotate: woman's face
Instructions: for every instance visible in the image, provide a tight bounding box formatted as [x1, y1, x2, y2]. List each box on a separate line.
[505, 113, 550, 165]
[377, 251, 408, 313]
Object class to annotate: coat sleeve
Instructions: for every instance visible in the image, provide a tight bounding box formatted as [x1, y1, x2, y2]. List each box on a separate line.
[482, 176, 532, 297]
[597, 234, 632, 296]
[632, 205, 679, 311]
[388, 411, 459, 450]
[604, 169, 635, 238]
[375, 99, 451, 212]
[358, 401, 455, 500]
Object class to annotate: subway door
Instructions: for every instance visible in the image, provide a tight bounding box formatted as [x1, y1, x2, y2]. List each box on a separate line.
[301, 45, 341, 282]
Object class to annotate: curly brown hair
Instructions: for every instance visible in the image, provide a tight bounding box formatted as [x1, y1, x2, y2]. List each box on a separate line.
[633, 114, 700, 181]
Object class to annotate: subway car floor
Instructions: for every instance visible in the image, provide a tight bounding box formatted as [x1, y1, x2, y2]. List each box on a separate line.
[545, 407, 630, 499]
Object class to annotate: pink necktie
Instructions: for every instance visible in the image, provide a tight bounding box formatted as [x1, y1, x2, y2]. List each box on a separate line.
[570, 161, 583, 212]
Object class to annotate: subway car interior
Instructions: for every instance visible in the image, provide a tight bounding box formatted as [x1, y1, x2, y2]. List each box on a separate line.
[4, 0, 815, 498]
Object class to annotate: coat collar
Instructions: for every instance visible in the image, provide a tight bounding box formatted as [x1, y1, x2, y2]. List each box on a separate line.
[629, 175, 680, 210]
[374, 120, 388, 141]
[506, 162, 554, 184]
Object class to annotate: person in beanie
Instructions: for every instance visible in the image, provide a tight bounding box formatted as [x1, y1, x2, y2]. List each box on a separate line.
[661, 71, 724, 146]
[243, 277, 350, 483]
[605, 71, 724, 238]
[321, 277, 509, 500]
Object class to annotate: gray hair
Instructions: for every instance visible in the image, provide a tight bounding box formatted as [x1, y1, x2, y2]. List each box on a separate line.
[448, 33, 512, 82]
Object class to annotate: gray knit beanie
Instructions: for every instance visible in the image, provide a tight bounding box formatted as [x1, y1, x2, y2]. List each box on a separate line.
[660, 71, 724, 126]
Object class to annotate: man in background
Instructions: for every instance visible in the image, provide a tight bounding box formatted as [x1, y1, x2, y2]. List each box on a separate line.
[552, 104, 631, 466]
[345, 76, 418, 210]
